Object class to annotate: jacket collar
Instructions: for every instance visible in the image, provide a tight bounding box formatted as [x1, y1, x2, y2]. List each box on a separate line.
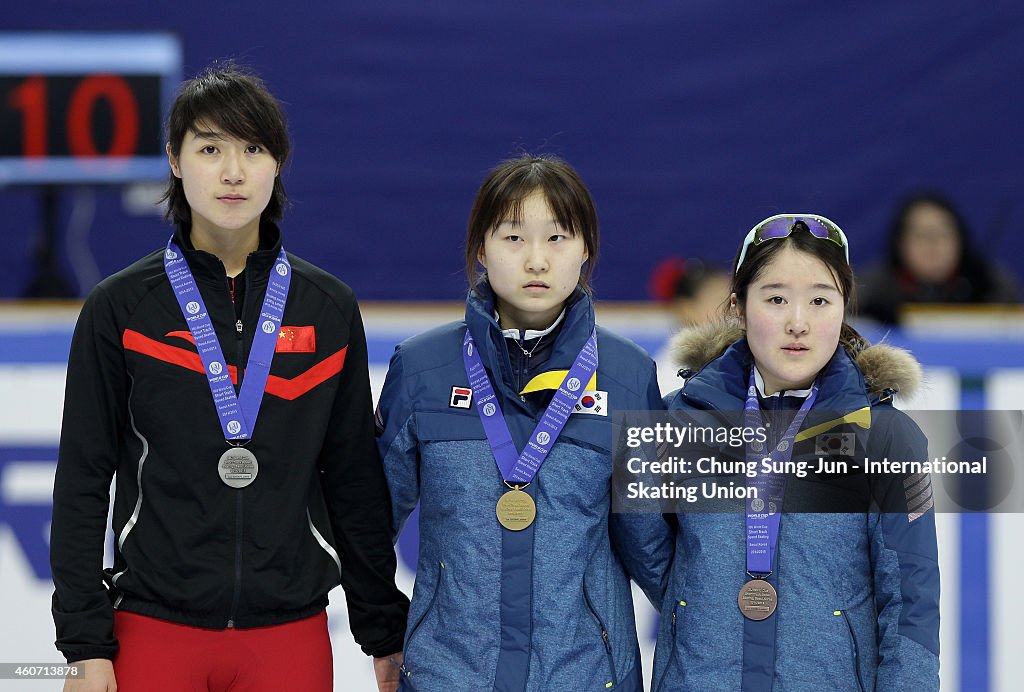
[675, 336, 875, 445]
[499, 309, 566, 341]
[680, 336, 871, 420]
[753, 366, 813, 399]
[173, 221, 283, 288]
[465, 281, 596, 398]
[670, 320, 922, 402]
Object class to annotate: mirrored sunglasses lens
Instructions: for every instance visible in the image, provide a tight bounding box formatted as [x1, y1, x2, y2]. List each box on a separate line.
[755, 219, 796, 242]
[804, 219, 833, 240]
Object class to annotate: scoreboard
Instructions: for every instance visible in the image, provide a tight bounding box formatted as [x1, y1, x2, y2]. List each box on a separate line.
[0, 33, 181, 184]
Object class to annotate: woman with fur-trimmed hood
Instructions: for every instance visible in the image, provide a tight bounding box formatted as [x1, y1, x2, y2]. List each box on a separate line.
[652, 215, 939, 691]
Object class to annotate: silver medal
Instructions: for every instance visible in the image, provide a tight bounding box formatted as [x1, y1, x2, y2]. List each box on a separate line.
[218, 447, 259, 488]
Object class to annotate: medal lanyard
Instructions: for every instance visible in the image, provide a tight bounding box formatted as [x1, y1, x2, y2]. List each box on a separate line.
[743, 368, 818, 576]
[163, 238, 291, 442]
[462, 327, 598, 485]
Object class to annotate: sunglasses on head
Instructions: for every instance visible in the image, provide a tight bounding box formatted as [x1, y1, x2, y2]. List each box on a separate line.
[735, 214, 849, 273]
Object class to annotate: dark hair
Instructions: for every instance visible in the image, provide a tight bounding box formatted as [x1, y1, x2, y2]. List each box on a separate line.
[731, 222, 867, 357]
[885, 191, 994, 297]
[648, 257, 728, 303]
[465, 154, 599, 291]
[161, 63, 290, 225]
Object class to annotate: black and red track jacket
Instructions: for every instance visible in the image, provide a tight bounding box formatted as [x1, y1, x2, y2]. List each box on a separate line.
[50, 223, 409, 663]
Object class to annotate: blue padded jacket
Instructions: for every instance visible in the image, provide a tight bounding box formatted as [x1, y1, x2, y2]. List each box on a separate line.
[653, 327, 940, 692]
[376, 286, 671, 692]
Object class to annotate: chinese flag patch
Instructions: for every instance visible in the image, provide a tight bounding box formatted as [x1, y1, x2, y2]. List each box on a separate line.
[276, 326, 316, 353]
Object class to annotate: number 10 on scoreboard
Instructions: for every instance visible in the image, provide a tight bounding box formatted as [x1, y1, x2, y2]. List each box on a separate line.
[0, 33, 181, 184]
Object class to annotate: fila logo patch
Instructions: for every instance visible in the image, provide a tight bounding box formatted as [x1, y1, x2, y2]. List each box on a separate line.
[450, 386, 473, 409]
[573, 390, 608, 416]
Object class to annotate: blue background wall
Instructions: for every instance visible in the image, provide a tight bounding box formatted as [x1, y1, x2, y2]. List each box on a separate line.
[3, 1, 1023, 300]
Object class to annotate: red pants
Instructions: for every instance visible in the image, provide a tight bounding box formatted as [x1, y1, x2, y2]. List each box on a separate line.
[112, 610, 333, 691]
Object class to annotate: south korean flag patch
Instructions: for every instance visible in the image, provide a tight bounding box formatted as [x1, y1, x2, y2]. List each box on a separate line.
[815, 432, 855, 457]
[573, 390, 608, 416]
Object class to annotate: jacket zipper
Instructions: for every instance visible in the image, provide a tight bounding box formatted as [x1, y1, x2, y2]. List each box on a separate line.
[494, 332, 529, 408]
[226, 271, 248, 627]
[583, 582, 618, 686]
[401, 561, 445, 679]
[601, 630, 617, 686]
[656, 600, 684, 692]
[227, 493, 244, 627]
[839, 610, 866, 692]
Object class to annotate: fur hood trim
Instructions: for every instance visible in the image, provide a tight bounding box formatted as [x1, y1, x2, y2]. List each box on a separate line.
[668, 320, 922, 400]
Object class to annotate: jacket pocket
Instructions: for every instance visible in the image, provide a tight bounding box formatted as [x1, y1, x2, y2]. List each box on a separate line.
[655, 598, 687, 692]
[416, 410, 486, 441]
[561, 415, 613, 454]
[838, 610, 866, 692]
[403, 561, 445, 679]
[582, 580, 618, 688]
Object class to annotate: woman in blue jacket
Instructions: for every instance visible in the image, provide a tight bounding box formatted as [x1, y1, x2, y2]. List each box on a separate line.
[654, 215, 940, 691]
[375, 155, 669, 691]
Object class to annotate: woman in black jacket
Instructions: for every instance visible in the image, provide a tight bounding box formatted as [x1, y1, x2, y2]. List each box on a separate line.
[50, 64, 408, 692]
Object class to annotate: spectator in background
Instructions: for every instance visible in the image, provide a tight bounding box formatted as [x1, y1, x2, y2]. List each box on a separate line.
[648, 257, 731, 394]
[858, 192, 1020, 325]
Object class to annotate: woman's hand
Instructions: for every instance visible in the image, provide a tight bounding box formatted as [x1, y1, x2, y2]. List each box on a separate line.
[373, 651, 403, 692]
[63, 658, 116, 692]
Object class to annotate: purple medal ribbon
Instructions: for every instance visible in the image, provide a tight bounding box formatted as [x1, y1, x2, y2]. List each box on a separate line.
[743, 369, 818, 576]
[462, 327, 598, 485]
[163, 238, 291, 441]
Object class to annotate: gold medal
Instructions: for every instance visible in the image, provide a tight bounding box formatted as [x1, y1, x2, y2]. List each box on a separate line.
[738, 578, 777, 620]
[496, 486, 536, 531]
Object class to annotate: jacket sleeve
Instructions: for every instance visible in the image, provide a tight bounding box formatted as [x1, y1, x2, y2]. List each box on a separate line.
[50, 285, 126, 663]
[374, 344, 421, 541]
[609, 361, 676, 608]
[868, 408, 940, 690]
[317, 301, 409, 657]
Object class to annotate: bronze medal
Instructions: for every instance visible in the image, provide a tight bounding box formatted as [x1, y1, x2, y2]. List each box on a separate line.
[495, 487, 536, 531]
[738, 579, 777, 620]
